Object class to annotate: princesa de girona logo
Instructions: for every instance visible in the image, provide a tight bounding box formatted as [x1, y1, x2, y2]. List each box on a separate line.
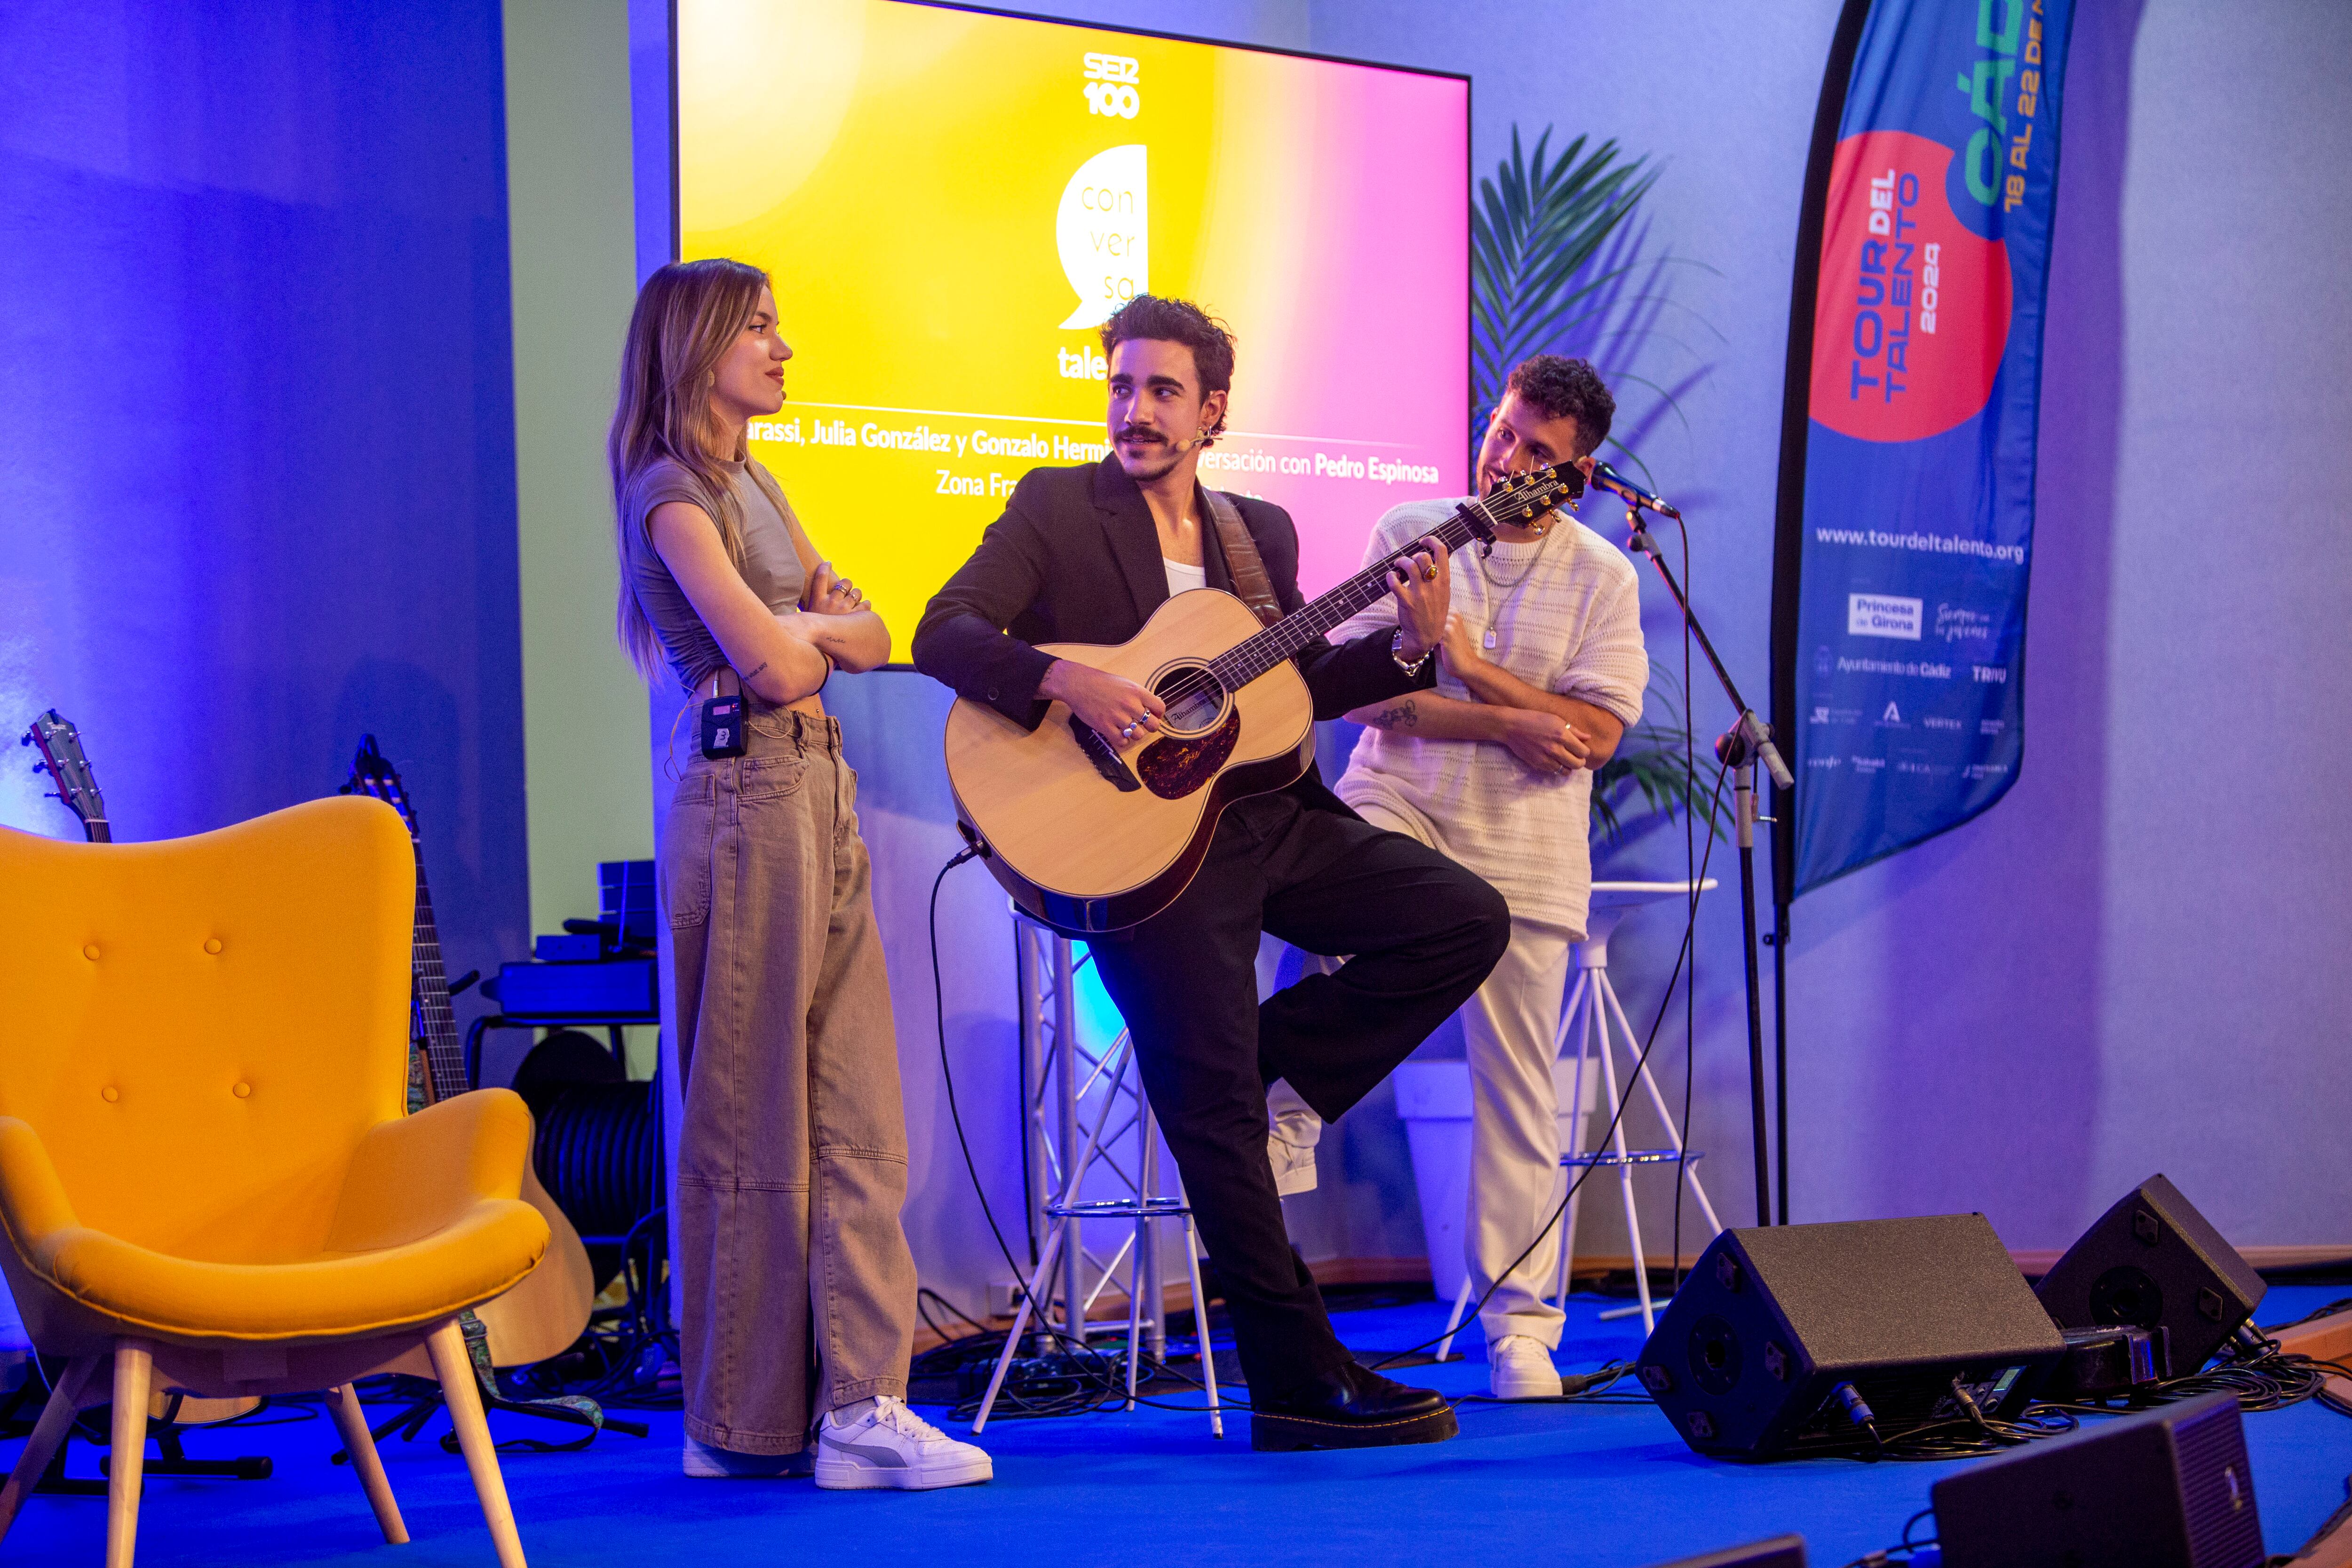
[1810, 130, 2011, 444]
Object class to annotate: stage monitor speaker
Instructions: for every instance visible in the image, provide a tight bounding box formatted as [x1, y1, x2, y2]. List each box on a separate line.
[1635, 1215, 2066, 1458]
[1931, 1390, 2263, 1568]
[1642, 1536, 1807, 1568]
[2035, 1174, 2265, 1376]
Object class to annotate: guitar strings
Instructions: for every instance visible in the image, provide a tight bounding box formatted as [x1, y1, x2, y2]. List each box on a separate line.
[1141, 478, 1565, 714]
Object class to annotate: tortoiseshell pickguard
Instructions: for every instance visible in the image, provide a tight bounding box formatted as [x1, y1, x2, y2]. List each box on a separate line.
[1136, 708, 1241, 800]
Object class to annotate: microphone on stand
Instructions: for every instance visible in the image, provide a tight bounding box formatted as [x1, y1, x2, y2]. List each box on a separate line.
[1588, 461, 1681, 519]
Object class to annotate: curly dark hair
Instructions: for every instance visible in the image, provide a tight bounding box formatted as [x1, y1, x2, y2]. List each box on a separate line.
[1099, 295, 1235, 440]
[1505, 355, 1615, 457]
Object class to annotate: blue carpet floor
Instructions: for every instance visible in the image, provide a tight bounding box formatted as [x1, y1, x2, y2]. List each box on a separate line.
[9, 1285, 2350, 1568]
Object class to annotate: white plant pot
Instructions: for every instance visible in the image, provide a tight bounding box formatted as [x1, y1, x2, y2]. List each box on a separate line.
[1393, 1056, 1602, 1305]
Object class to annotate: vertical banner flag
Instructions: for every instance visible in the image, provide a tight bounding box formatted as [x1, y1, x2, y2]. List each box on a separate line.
[1770, 0, 2076, 896]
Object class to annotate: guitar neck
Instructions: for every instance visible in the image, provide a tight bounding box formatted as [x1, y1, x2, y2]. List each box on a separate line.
[1210, 502, 1491, 690]
[407, 845, 470, 1104]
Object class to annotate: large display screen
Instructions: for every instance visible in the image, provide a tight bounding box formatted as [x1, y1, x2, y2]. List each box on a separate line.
[676, 0, 1469, 644]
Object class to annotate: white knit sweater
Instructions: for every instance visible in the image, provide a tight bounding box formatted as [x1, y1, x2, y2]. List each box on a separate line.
[1330, 497, 1648, 937]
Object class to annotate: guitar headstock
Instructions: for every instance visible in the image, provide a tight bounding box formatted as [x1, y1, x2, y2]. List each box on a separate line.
[22, 708, 111, 843]
[1467, 461, 1587, 546]
[339, 733, 420, 842]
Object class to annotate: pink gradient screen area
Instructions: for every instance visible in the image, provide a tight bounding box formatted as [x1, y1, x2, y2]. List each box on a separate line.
[1185, 51, 1471, 594]
[678, 1, 1467, 635]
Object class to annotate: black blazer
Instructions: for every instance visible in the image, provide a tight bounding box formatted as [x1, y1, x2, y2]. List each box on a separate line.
[913, 455, 1434, 817]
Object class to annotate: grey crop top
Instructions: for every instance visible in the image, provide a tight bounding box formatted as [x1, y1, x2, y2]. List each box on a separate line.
[621, 454, 808, 692]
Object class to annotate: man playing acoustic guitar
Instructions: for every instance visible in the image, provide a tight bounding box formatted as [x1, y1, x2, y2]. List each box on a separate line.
[913, 296, 1508, 1451]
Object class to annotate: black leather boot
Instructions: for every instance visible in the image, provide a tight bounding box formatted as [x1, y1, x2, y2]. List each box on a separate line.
[1248, 1361, 1459, 1451]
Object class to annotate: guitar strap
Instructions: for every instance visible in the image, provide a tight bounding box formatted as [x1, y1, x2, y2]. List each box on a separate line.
[1200, 487, 1284, 629]
[1201, 486, 1317, 782]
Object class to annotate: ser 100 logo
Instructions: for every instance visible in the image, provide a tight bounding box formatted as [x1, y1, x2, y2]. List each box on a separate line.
[1084, 52, 1140, 119]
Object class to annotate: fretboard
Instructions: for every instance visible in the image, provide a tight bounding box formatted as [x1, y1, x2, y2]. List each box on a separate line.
[407, 843, 470, 1104]
[1208, 498, 1495, 691]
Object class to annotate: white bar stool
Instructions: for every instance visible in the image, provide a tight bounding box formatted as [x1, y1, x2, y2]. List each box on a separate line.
[1436, 879, 1723, 1357]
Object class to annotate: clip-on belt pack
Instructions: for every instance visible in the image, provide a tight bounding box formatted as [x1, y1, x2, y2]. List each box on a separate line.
[700, 671, 747, 759]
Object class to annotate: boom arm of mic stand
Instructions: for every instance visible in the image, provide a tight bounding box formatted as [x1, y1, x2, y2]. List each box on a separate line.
[1622, 514, 1785, 1226]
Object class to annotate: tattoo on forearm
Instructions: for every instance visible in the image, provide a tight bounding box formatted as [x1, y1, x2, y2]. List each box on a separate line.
[740, 661, 769, 684]
[1368, 698, 1418, 730]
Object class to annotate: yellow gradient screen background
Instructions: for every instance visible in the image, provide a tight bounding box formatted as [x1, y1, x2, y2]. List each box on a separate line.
[678, 0, 1469, 644]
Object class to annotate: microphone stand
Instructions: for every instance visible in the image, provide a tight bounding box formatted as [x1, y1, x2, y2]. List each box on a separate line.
[1615, 501, 1794, 1229]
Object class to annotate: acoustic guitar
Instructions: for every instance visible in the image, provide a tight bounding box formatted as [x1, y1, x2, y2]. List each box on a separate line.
[22, 709, 111, 842]
[944, 463, 1584, 932]
[21, 711, 263, 1431]
[340, 738, 596, 1369]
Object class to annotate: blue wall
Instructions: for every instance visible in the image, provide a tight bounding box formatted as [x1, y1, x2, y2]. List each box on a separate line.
[0, 5, 526, 994]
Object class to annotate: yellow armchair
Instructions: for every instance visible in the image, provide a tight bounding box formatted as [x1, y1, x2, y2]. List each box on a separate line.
[0, 796, 549, 1567]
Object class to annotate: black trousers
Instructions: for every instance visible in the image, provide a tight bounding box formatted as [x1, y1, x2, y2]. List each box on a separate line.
[1087, 792, 1509, 1399]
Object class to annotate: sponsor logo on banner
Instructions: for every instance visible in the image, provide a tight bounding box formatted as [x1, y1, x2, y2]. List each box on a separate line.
[1849, 592, 1923, 639]
[1934, 603, 1994, 643]
[1810, 131, 2013, 444]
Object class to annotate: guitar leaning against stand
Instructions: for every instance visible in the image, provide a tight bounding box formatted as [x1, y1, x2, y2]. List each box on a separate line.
[14, 710, 270, 1487]
[339, 737, 644, 1451]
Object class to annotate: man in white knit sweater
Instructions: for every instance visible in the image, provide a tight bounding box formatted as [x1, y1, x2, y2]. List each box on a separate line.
[1313, 356, 1648, 1399]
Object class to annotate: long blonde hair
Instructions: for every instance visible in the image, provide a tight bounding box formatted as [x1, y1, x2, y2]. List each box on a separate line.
[609, 257, 771, 683]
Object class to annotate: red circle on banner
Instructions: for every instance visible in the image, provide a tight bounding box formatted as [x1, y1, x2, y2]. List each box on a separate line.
[1810, 130, 2011, 444]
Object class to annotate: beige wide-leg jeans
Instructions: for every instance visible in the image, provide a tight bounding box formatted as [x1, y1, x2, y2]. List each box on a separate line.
[663, 708, 916, 1456]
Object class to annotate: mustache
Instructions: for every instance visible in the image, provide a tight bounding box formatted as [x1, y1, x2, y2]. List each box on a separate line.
[1114, 425, 1168, 446]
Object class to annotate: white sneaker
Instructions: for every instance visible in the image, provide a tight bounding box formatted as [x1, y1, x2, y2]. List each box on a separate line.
[813, 1396, 993, 1491]
[1267, 1081, 1323, 1197]
[1489, 1335, 1564, 1400]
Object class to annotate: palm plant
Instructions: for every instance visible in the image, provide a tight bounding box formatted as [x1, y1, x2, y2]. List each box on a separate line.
[1470, 127, 1659, 455]
[1472, 125, 1724, 849]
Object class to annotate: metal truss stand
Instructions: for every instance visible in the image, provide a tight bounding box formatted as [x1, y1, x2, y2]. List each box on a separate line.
[971, 910, 1222, 1437]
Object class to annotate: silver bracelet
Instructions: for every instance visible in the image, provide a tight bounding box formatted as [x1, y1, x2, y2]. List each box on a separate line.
[1390, 627, 1432, 677]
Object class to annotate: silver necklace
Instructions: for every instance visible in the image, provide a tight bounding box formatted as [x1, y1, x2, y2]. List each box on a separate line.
[1477, 523, 1557, 650]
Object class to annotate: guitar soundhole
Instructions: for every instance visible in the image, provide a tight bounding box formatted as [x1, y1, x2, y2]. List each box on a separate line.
[1136, 708, 1240, 801]
[1154, 663, 1227, 736]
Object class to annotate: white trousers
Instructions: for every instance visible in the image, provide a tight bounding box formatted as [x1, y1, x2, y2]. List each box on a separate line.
[1351, 801, 1578, 1349]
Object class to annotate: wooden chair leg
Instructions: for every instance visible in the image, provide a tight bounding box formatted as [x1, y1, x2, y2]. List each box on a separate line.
[108, 1340, 154, 1568]
[424, 1320, 525, 1568]
[325, 1384, 408, 1544]
[0, 1355, 100, 1541]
